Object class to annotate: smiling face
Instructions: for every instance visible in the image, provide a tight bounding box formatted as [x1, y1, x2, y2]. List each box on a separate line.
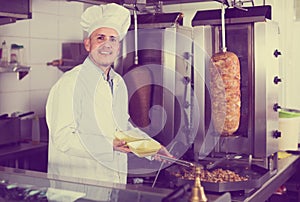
[84, 27, 120, 72]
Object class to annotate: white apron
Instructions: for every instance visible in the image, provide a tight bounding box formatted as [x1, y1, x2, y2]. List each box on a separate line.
[46, 58, 130, 200]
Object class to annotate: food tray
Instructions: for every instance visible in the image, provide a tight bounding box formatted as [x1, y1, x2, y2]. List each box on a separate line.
[164, 161, 273, 193]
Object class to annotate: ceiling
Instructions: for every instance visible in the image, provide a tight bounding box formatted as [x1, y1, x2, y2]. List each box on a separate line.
[67, 0, 228, 6]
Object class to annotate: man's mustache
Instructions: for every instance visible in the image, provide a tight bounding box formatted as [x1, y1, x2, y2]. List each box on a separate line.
[96, 47, 112, 54]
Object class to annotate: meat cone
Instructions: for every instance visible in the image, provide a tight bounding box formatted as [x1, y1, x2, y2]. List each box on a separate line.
[210, 51, 241, 136]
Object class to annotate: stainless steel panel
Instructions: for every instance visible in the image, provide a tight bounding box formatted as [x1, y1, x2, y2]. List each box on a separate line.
[254, 21, 279, 157]
[116, 27, 196, 153]
[163, 26, 194, 146]
[193, 26, 213, 158]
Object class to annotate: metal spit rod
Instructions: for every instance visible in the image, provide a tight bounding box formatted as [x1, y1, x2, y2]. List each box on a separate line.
[221, 1, 227, 53]
[133, 6, 139, 65]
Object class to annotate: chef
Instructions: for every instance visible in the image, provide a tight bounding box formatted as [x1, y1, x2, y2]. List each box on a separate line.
[46, 3, 171, 200]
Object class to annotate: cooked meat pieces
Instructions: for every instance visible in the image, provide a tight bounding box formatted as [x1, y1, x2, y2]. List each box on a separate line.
[172, 167, 248, 183]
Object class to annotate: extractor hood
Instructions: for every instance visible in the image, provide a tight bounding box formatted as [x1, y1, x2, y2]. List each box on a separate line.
[191, 5, 271, 26]
[0, 0, 32, 26]
[129, 12, 183, 29]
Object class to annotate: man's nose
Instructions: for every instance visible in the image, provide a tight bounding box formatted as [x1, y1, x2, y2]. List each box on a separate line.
[102, 40, 113, 47]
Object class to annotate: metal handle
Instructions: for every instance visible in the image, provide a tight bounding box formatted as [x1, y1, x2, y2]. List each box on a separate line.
[18, 111, 34, 118]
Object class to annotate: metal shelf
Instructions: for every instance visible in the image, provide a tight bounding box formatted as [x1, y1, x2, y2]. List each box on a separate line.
[0, 0, 32, 26]
[0, 64, 31, 80]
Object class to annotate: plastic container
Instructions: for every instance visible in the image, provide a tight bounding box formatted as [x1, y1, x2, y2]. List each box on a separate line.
[278, 109, 300, 151]
[279, 109, 300, 118]
[10, 44, 24, 65]
[32, 115, 40, 145]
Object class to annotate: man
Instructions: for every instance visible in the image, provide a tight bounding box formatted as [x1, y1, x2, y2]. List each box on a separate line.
[46, 3, 171, 199]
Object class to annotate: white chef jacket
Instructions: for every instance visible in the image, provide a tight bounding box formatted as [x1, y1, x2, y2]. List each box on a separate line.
[46, 57, 149, 200]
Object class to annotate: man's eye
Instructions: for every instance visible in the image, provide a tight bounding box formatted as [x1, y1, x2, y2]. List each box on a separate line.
[98, 35, 105, 40]
[110, 37, 117, 42]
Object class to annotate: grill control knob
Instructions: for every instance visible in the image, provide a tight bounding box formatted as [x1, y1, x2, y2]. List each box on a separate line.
[273, 76, 282, 84]
[273, 103, 281, 112]
[274, 49, 282, 58]
[273, 130, 281, 139]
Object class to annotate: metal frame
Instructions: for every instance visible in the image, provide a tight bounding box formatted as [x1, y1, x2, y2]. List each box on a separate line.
[192, 21, 280, 171]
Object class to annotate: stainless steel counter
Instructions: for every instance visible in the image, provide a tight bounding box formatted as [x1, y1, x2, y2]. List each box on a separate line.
[0, 166, 231, 202]
[0, 143, 47, 160]
[0, 152, 299, 202]
[231, 154, 300, 202]
[0, 142, 48, 171]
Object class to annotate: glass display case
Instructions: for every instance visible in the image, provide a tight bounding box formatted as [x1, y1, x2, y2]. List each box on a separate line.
[0, 166, 171, 202]
[0, 166, 233, 202]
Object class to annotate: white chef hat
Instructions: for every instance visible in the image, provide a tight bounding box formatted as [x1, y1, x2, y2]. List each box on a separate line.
[80, 3, 131, 40]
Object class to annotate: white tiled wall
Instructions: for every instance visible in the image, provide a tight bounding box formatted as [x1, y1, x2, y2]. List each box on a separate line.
[0, 0, 299, 118]
[0, 0, 84, 116]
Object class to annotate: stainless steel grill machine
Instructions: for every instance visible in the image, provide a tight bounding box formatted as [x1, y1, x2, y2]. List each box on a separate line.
[192, 5, 281, 173]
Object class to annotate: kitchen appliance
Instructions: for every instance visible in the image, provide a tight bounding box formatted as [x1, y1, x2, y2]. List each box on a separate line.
[116, 12, 192, 147]
[0, 112, 34, 146]
[191, 5, 281, 172]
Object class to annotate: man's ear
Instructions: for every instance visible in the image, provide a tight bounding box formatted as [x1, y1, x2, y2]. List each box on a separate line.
[84, 38, 91, 52]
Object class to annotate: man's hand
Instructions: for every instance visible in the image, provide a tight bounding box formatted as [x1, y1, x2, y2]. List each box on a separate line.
[113, 139, 131, 153]
[153, 145, 174, 161]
